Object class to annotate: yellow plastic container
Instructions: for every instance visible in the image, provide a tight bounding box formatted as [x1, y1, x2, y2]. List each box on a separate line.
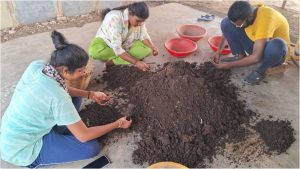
[147, 161, 188, 169]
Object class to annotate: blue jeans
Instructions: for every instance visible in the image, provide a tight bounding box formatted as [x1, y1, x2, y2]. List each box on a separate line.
[221, 17, 287, 74]
[27, 97, 100, 168]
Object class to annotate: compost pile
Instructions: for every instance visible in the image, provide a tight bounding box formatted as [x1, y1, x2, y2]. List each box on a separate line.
[254, 119, 295, 154]
[103, 61, 254, 167]
[131, 62, 256, 167]
[79, 61, 295, 167]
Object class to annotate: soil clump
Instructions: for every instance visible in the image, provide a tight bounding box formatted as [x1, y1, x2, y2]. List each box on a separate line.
[254, 119, 295, 154]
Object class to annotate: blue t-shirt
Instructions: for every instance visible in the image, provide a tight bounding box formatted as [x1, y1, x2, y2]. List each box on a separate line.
[0, 60, 81, 166]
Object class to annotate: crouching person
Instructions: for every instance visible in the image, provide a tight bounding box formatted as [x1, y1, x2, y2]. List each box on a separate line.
[0, 30, 132, 168]
[88, 1, 158, 72]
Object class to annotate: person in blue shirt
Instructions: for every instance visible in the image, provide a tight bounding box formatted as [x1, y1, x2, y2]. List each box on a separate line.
[0, 30, 132, 168]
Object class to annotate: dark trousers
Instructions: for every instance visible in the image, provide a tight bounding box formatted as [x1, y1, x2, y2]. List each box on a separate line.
[28, 97, 100, 168]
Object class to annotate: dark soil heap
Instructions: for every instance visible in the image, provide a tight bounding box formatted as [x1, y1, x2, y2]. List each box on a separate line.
[103, 66, 151, 89]
[254, 120, 295, 154]
[79, 61, 295, 167]
[102, 61, 255, 167]
[80, 104, 122, 127]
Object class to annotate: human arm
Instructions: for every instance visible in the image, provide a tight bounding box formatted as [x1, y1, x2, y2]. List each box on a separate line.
[139, 23, 158, 56]
[213, 35, 226, 62]
[211, 39, 267, 69]
[68, 86, 109, 104]
[67, 117, 132, 142]
[143, 39, 158, 56]
[118, 52, 150, 71]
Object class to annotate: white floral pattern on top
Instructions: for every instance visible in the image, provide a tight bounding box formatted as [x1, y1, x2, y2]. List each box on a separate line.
[95, 8, 151, 56]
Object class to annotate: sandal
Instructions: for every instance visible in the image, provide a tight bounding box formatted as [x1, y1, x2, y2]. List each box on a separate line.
[242, 71, 264, 85]
[197, 14, 215, 21]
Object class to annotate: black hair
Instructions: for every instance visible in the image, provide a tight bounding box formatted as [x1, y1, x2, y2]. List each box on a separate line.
[228, 1, 253, 22]
[50, 30, 88, 73]
[101, 1, 149, 21]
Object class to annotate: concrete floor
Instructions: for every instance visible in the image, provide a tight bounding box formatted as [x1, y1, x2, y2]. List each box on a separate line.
[1, 3, 299, 168]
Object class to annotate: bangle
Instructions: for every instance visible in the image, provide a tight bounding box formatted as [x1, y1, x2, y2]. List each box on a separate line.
[87, 91, 91, 99]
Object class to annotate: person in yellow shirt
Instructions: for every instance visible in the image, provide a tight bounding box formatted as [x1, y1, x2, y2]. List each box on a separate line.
[211, 1, 290, 85]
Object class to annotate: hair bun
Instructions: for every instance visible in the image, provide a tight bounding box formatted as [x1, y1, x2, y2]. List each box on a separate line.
[51, 30, 69, 50]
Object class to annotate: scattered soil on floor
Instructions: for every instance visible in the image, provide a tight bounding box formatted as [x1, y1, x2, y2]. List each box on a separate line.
[254, 119, 296, 154]
[78, 61, 295, 167]
[224, 133, 265, 165]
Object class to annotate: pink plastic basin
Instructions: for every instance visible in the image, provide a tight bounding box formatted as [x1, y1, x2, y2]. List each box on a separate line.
[165, 38, 198, 58]
[176, 24, 207, 42]
[208, 35, 232, 55]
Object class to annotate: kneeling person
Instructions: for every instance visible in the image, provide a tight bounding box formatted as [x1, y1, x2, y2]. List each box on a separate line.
[212, 1, 290, 85]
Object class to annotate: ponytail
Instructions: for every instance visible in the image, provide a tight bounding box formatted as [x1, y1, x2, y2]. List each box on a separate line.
[50, 30, 88, 72]
[51, 30, 68, 50]
[101, 5, 129, 21]
[101, 2, 149, 20]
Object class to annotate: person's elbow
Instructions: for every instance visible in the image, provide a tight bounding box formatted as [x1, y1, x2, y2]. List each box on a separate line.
[67, 121, 92, 143]
[251, 55, 261, 64]
[76, 134, 90, 143]
[253, 57, 261, 64]
[72, 129, 91, 143]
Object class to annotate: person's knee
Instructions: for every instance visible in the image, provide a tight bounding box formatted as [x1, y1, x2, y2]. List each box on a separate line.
[88, 38, 111, 60]
[270, 38, 287, 51]
[143, 46, 152, 57]
[265, 38, 287, 58]
[129, 42, 151, 59]
[84, 140, 101, 157]
[88, 47, 99, 60]
[135, 48, 151, 59]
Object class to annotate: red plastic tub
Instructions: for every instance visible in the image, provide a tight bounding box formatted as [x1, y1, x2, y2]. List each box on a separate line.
[208, 35, 232, 55]
[176, 24, 207, 42]
[165, 38, 198, 58]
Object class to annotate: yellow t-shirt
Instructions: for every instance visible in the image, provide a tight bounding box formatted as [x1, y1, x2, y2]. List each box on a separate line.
[245, 5, 290, 58]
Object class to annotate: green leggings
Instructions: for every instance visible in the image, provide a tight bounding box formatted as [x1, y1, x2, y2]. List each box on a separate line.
[88, 37, 151, 65]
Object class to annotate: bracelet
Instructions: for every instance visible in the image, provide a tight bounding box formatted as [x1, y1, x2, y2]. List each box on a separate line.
[87, 91, 91, 99]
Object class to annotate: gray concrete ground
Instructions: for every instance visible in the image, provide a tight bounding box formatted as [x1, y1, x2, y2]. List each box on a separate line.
[1, 3, 299, 168]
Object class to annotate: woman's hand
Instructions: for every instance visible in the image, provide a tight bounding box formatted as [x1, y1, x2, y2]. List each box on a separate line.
[90, 91, 110, 105]
[151, 46, 158, 56]
[116, 117, 132, 129]
[135, 61, 150, 71]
